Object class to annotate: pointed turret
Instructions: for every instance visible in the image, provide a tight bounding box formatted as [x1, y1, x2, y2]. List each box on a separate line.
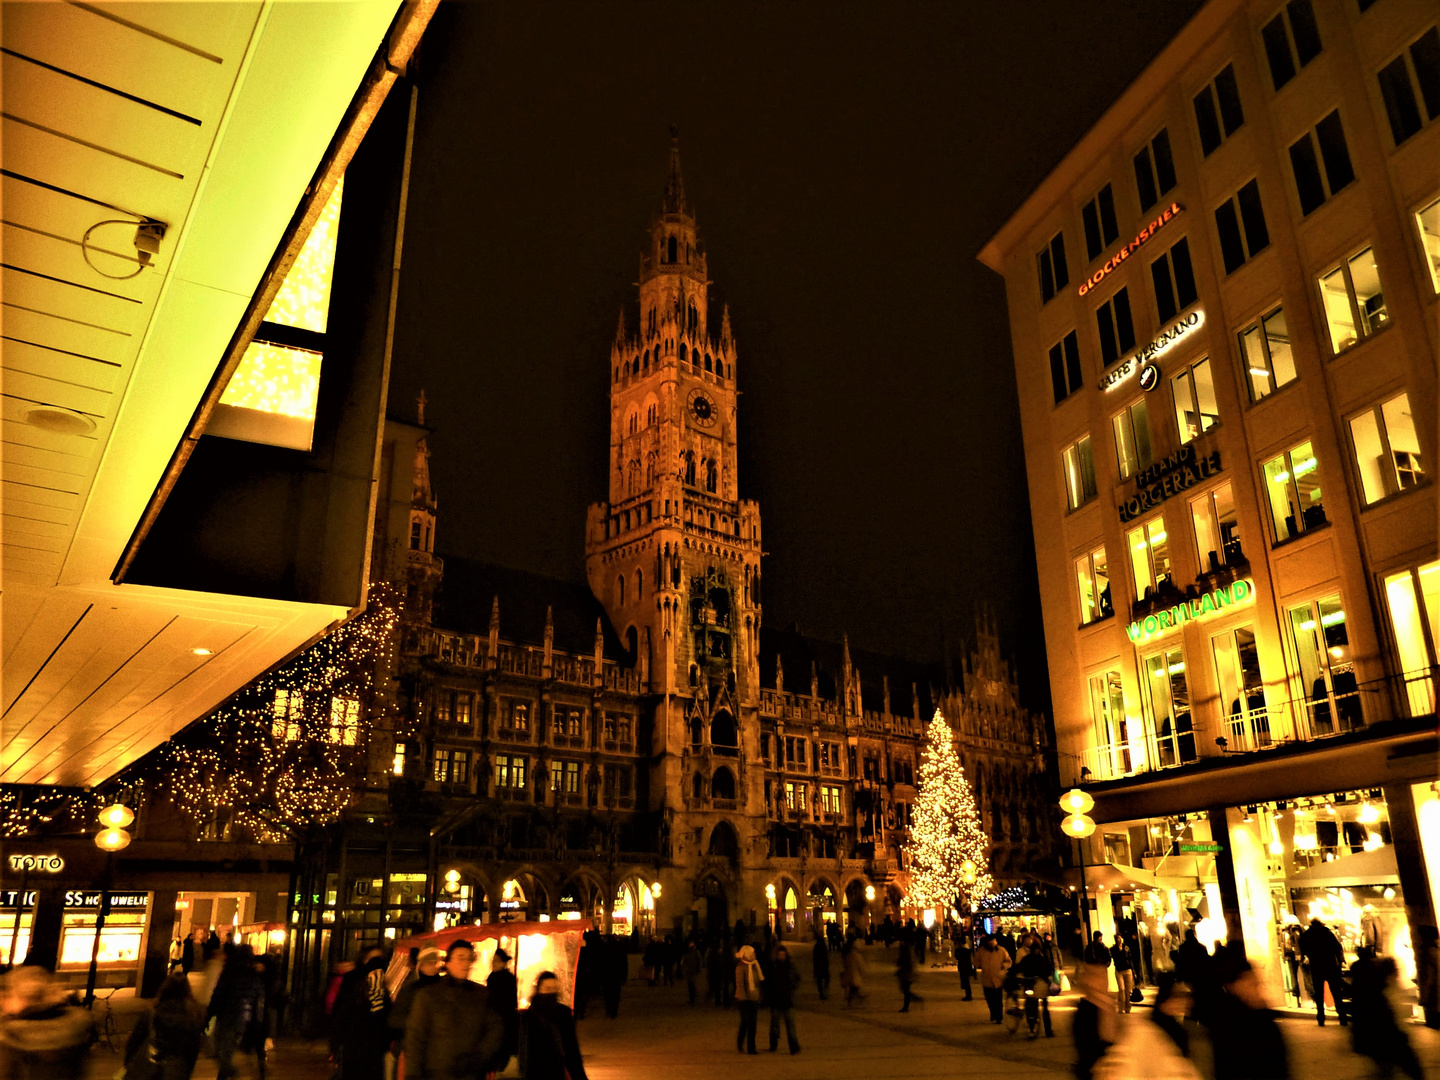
[615, 308, 627, 343]
[487, 595, 500, 668]
[542, 605, 555, 676]
[663, 124, 686, 215]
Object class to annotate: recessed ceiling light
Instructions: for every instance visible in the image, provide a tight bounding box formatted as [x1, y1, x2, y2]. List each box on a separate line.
[191, 647, 213, 656]
[24, 406, 97, 436]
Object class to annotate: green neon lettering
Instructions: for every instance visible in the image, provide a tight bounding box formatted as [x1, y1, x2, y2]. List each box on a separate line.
[1233, 579, 1250, 602]
[1143, 615, 1159, 636]
[1200, 592, 1216, 615]
[1127, 622, 1143, 642]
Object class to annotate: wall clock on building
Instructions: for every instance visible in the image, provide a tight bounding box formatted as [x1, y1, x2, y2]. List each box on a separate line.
[687, 388, 717, 428]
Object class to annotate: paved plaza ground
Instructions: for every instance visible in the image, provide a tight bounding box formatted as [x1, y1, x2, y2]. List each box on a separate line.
[82, 943, 1440, 1079]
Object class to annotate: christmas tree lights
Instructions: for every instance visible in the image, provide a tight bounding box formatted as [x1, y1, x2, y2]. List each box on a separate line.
[907, 708, 994, 913]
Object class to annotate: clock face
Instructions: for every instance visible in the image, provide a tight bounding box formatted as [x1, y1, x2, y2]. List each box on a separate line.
[687, 389, 717, 427]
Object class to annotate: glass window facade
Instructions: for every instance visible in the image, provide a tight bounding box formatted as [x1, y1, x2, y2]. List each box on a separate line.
[1076, 545, 1113, 625]
[1171, 357, 1219, 443]
[1384, 562, 1440, 716]
[1213, 626, 1269, 749]
[1262, 441, 1326, 543]
[1191, 481, 1242, 572]
[1063, 435, 1098, 511]
[1142, 647, 1196, 767]
[1113, 399, 1154, 480]
[1319, 247, 1388, 354]
[1128, 517, 1173, 600]
[1238, 306, 1297, 402]
[1350, 392, 1423, 504]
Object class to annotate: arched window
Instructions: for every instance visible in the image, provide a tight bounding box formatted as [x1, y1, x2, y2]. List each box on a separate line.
[684, 453, 696, 486]
[616, 575, 626, 606]
[667, 235, 677, 263]
[614, 366, 619, 383]
[704, 353, 713, 372]
[710, 709, 738, 749]
[646, 404, 657, 427]
[634, 569, 643, 602]
[688, 304, 697, 331]
[642, 349, 649, 371]
[679, 342, 687, 364]
[627, 412, 638, 435]
[644, 453, 656, 487]
[632, 358, 640, 376]
[627, 460, 640, 496]
[709, 821, 740, 859]
[690, 715, 703, 745]
[711, 766, 736, 801]
[706, 460, 718, 493]
[692, 771, 705, 800]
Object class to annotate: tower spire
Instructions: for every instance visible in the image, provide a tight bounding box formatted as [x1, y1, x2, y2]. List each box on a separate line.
[664, 125, 686, 215]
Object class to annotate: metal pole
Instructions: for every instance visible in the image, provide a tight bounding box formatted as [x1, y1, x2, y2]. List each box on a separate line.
[84, 854, 114, 1005]
[1077, 839, 1091, 939]
[6, 867, 27, 968]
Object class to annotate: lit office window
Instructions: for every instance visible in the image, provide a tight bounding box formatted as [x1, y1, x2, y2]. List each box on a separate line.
[1141, 648, 1195, 766]
[1349, 392, 1423, 504]
[1193, 64, 1245, 157]
[1049, 331, 1084, 404]
[1213, 626, 1269, 748]
[1191, 481, 1242, 572]
[1095, 287, 1136, 366]
[1383, 562, 1440, 716]
[1128, 517, 1172, 600]
[212, 178, 345, 451]
[1037, 231, 1069, 303]
[1113, 399, 1154, 481]
[1082, 183, 1120, 261]
[1287, 595, 1360, 735]
[1171, 358, 1219, 443]
[1318, 247, 1387, 354]
[1088, 671, 1132, 776]
[432, 748, 451, 783]
[1237, 306, 1297, 402]
[1261, 0, 1323, 91]
[1262, 441, 1326, 543]
[1377, 26, 1440, 146]
[1133, 129, 1177, 214]
[327, 696, 360, 746]
[1214, 179, 1270, 274]
[1416, 196, 1440, 293]
[392, 742, 407, 776]
[1076, 545, 1113, 625]
[1062, 436, 1098, 511]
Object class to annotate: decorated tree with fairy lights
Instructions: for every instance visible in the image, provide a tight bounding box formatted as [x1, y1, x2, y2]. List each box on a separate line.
[907, 708, 994, 914]
[130, 584, 402, 843]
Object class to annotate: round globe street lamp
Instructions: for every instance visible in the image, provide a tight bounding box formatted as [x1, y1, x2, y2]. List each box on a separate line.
[1059, 789, 1096, 937]
[87, 804, 134, 1004]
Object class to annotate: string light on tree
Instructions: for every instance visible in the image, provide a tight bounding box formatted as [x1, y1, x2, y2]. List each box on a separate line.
[907, 708, 994, 915]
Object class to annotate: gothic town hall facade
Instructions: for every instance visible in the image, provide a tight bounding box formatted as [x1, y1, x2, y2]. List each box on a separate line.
[309, 140, 1055, 953]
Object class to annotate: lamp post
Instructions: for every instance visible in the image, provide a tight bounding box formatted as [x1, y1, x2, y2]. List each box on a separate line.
[86, 804, 133, 1006]
[1059, 789, 1096, 938]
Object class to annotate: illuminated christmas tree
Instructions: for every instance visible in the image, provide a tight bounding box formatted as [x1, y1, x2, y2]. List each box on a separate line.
[907, 708, 994, 913]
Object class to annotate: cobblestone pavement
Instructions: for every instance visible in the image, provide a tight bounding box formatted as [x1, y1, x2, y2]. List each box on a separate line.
[83, 943, 1440, 1079]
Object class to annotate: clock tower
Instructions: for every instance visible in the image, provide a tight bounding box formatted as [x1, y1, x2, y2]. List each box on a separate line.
[586, 130, 764, 821]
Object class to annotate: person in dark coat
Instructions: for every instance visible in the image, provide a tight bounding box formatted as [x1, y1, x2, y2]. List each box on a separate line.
[520, 972, 588, 1080]
[1350, 955, 1423, 1080]
[951, 925, 973, 1000]
[766, 945, 801, 1054]
[1174, 928, 1212, 991]
[207, 945, 266, 1080]
[180, 934, 196, 975]
[706, 940, 726, 1007]
[573, 930, 598, 1020]
[330, 945, 390, 1080]
[1209, 956, 1291, 1080]
[1297, 917, 1347, 1026]
[404, 940, 505, 1080]
[680, 940, 703, 1005]
[390, 947, 440, 1056]
[896, 942, 923, 1012]
[600, 937, 626, 1019]
[1082, 930, 1111, 970]
[485, 948, 518, 1068]
[124, 974, 205, 1080]
[811, 930, 830, 999]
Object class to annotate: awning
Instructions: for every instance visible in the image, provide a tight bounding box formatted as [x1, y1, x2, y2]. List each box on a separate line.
[1061, 862, 1159, 891]
[1287, 846, 1400, 887]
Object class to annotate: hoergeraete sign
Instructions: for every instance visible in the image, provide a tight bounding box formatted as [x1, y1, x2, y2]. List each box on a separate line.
[1098, 309, 1205, 393]
[1119, 444, 1222, 523]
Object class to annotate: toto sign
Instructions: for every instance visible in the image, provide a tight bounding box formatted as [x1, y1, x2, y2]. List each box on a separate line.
[7, 854, 64, 873]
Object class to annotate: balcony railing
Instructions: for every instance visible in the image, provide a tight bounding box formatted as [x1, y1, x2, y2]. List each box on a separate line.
[1066, 669, 1436, 785]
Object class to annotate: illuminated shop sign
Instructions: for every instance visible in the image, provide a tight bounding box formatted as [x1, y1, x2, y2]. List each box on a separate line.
[1, 891, 38, 908]
[434, 899, 465, 912]
[1078, 202, 1183, 297]
[1119, 444, 1222, 523]
[1099, 309, 1205, 392]
[64, 891, 148, 910]
[7, 854, 64, 873]
[1127, 579, 1254, 643]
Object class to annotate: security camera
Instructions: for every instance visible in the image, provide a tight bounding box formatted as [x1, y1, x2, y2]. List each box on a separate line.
[134, 221, 166, 266]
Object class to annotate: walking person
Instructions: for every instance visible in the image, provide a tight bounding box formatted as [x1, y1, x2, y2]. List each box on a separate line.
[1209, 956, 1291, 1080]
[705, 940, 725, 1008]
[1298, 916, 1347, 1026]
[1084, 930, 1112, 971]
[1073, 964, 1117, 1080]
[840, 932, 867, 1006]
[600, 938, 626, 1019]
[976, 934, 1012, 1024]
[389, 947, 440, 1064]
[124, 973, 205, 1080]
[680, 940, 702, 1006]
[1350, 955, 1423, 1080]
[486, 948, 518, 1070]
[0, 966, 90, 1080]
[1113, 938, 1137, 1013]
[811, 929, 830, 999]
[519, 971, 588, 1080]
[403, 939, 505, 1080]
[733, 945, 763, 1055]
[896, 941, 924, 1012]
[330, 945, 390, 1080]
[1014, 937, 1054, 1038]
[952, 924, 973, 1001]
[208, 944, 267, 1080]
[765, 944, 801, 1054]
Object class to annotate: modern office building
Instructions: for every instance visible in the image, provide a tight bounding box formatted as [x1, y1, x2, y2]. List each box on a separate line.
[980, 0, 1438, 1012]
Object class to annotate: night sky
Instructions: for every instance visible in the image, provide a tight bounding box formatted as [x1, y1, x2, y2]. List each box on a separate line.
[387, 1, 1204, 715]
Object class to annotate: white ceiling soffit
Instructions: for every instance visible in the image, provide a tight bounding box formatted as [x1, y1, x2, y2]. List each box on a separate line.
[1, 1, 402, 786]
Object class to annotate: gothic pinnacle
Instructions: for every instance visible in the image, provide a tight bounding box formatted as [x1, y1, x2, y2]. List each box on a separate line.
[664, 125, 686, 215]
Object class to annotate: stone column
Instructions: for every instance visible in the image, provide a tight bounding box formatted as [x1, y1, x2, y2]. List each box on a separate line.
[138, 889, 178, 997]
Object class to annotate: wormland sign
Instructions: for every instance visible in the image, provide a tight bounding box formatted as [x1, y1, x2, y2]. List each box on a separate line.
[1118, 443, 1222, 523]
[1098, 309, 1205, 392]
[1127, 579, 1255, 643]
